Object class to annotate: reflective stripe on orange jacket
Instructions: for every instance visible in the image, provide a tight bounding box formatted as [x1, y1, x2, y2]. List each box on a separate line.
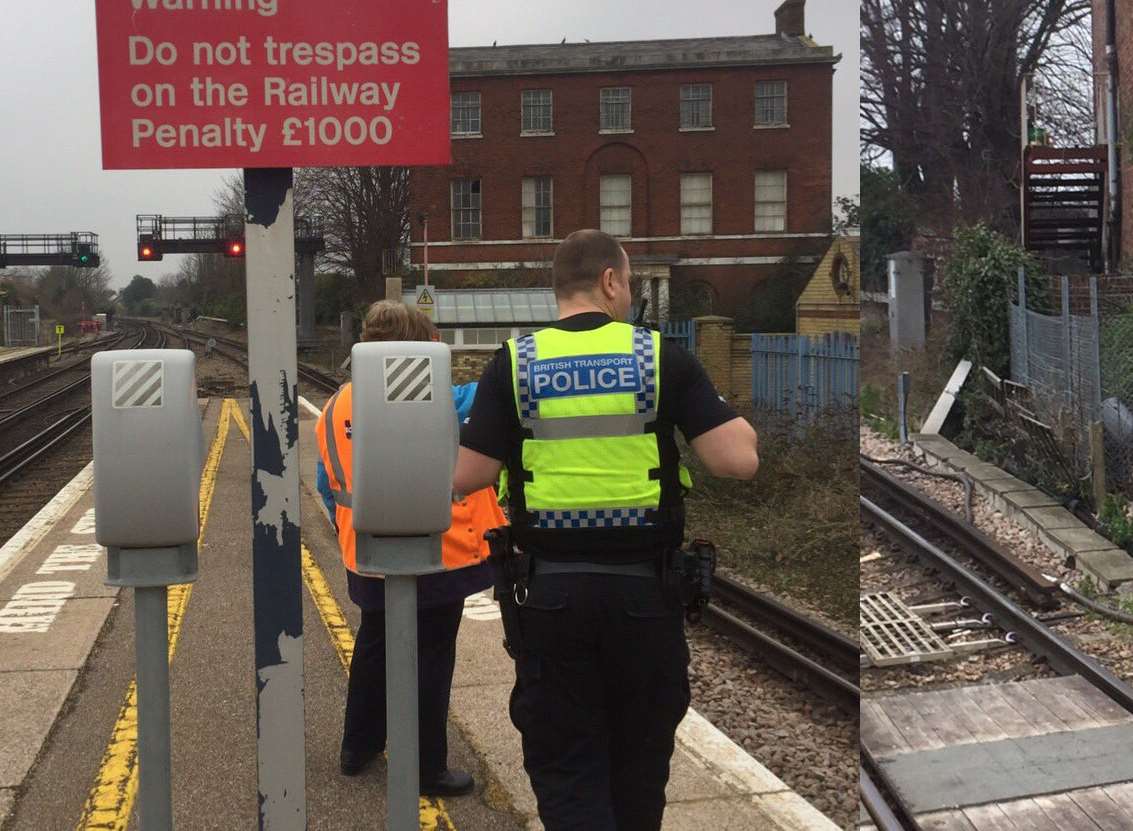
[315, 383, 506, 575]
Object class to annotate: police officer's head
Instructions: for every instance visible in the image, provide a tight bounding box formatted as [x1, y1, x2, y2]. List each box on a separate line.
[552, 230, 631, 322]
[362, 300, 437, 343]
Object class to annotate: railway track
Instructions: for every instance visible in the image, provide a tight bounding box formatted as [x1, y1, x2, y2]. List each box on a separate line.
[859, 474, 1133, 829]
[0, 326, 165, 540]
[703, 572, 859, 715]
[140, 320, 341, 395]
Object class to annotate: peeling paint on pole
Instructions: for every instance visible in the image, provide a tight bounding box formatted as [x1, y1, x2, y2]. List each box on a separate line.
[244, 167, 307, 829]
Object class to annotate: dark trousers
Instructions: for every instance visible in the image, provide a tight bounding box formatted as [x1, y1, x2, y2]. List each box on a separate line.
[343, 599, 465, 781]
[508, 573, 691, 831]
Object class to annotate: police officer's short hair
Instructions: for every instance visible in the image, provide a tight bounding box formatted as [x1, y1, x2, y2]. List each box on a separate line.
[552, 230, 628, 298]
[362, 300, 437, 343]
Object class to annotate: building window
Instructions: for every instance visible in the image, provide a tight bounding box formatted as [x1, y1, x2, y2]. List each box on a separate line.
[755, 81, 788, 126]
[681, 174, 713, 235]
[451, 91, 481, 136]
[600, 88, 632, 132]
[522, 176, 554, 238]
[466, 327, 514, 346]
[754, 171, 787, 232]
[451, 178, 482, 240]
[600, 175, 632, 236]
[438, 329, 457, 345]
[522, 90, 553, 133]
[680, 84, 713, 129]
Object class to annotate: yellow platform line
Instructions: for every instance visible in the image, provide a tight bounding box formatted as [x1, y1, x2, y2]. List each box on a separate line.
[77, 397, 235, 831]
[229, 402, 456, 830]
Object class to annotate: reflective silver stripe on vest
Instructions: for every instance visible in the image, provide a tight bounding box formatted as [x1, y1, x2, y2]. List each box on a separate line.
[515, 334, 538, 419]
[632, 327, 657, 415]
[524, 412, 651, 440]
[322, 391, 352, 508]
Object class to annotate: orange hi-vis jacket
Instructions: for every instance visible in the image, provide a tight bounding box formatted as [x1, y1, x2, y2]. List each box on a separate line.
[315, 383, 506, 575]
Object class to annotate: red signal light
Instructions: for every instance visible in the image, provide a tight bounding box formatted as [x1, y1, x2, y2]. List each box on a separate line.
[224, 239, 245, 258]
[138, 241, 163, 261]
[230, 242, 242, 255]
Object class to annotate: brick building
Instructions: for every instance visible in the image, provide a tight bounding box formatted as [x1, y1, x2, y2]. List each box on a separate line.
[408, 0, 838, 324]
[795, 233, 859, 336]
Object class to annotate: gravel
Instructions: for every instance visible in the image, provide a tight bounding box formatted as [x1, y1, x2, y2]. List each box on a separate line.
[861, 425, 1133, 687]
[688, 625, 857, 830]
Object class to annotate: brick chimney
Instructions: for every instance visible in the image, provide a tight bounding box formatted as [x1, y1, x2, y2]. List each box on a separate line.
[774, 0, 805, 37]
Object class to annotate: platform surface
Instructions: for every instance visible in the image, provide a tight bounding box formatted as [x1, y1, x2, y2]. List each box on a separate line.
[0, 396, 839, 830]
[862, 676, 1133, 829]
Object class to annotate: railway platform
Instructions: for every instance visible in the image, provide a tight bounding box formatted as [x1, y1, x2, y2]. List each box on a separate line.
[861, 676, 1133, 829]
[0, 346, 53, 385]
[0, 396, 839, 830]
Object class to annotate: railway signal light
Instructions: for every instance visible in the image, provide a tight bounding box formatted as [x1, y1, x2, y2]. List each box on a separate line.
[138, 240, 163, 261]
[224, 239, 245, 258]
[72, 242, 97, 267]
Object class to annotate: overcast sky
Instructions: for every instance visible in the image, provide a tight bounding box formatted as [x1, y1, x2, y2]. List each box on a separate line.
[0, 0, 857, 290]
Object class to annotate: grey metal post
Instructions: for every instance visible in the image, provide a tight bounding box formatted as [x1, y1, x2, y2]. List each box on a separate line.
[897, 372, 911, 444]
[244, 168, 307, 830]
[33, 305, 40, 345]
[1091, 276, 1103, 416]
[135, 585, 173, 830]
[386, 574, 420, 829]
[1017, 269, 1030, 384]
[1061, 276, 1073, 410]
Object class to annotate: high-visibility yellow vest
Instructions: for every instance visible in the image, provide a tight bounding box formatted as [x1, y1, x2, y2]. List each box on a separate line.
[506, 321, 689, 530]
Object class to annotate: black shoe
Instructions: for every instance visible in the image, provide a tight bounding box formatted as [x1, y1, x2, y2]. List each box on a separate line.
[420, 769, 475, 796]
[340, 745, 379, 776]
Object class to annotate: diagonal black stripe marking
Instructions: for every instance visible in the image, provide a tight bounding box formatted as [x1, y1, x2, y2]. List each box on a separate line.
[115, 363, 162, 407]
[405, 373, 432, 401]
[388, 359, 428, 400]
[385, 356, 417, 387]
[113, 360, 148, 390]
[133, 377, 164, 407]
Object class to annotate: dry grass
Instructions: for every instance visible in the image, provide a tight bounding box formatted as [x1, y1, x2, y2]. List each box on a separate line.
[682, 412, 858, 626]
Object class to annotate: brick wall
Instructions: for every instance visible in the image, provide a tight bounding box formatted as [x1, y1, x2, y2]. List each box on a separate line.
[691, 315, 752, 409]
[452, 348, 494, 385]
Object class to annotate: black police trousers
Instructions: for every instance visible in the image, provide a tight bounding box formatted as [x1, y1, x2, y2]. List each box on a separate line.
[509, 572, 691, 831]
[342, 600, 464, 780]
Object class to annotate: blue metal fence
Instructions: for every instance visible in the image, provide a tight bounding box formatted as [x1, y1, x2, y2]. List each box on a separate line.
[751, 332, 859, 419]
[660, 319, 696, 352]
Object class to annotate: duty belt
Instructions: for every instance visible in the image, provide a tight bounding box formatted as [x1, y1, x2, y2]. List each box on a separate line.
[532, 559, 657, 578]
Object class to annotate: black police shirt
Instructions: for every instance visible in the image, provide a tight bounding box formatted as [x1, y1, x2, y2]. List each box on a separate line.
[461, 312, 738, 563]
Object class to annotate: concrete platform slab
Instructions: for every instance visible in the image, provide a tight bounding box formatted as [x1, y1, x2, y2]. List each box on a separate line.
[1001, 489, 1062, 512]
[1074, 549, 1133, 592]
[1046, 527, 1124, 556]
[1023, 506, 1086, 531]
[0, 597, 116, 672]
[0, 669, 77, 788]
[0, 788, 13, 826]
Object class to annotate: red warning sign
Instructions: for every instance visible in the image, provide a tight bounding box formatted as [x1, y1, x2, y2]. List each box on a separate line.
[94, 0, 451, 170]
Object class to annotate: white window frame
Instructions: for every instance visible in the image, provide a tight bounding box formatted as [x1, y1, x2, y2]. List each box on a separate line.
[451, 178, 482, 240]
[600, 174, 632, 237]
[679, 84, 713, 131]
[754, 171, 787, 232]
[521, 89, 554, 135]
[451, 91, 482, 137]
[680, 173, 713, 235]
[522, 176, 554, 239]
[599, 87, 633, 133]
[754, 80, 788, 128]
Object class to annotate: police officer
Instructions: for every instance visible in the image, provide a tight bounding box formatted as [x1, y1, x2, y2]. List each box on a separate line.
[454, 229, 759, 830]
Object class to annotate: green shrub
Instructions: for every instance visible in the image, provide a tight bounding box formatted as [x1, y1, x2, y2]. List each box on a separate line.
[940, 225, 1035, 377]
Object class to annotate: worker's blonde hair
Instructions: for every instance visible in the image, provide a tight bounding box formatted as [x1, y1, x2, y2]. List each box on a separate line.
[361, 299, 437, 343]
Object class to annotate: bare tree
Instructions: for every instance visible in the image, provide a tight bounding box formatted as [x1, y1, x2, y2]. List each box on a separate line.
[861, 0, 1092, 232]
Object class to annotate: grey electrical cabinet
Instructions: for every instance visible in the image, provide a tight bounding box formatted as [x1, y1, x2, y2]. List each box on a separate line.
[92, 349, 202, 586]
[350, 341, 457, 576]
[887, 251, 929, 350]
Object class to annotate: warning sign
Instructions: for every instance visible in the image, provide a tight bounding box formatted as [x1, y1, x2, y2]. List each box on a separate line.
[384, 356, 433, 403]
[55, 324, 65, 335]
[93, 0, 451, 170]
[416, 285, 435, 320]
[112, 360, 164, 408]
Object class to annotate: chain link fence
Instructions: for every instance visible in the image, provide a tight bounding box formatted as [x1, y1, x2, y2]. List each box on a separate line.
[1009, 272, 1133, 496]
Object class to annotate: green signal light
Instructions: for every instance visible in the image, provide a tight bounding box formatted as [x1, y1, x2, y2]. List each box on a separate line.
[79, 254, 90, 264]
